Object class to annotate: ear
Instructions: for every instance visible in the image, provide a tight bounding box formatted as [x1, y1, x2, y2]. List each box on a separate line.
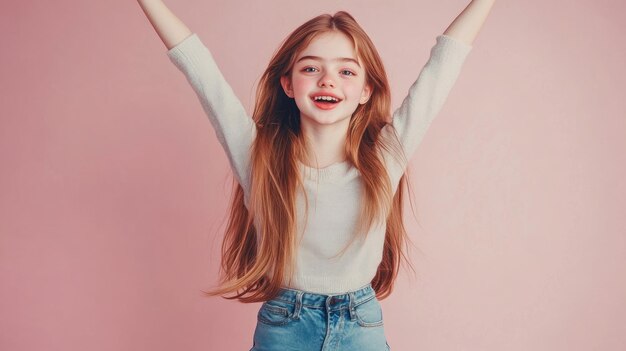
[360, 82, 373, 104]
[280, 75, 294, 98]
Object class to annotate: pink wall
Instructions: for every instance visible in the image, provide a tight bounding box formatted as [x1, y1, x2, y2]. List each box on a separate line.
[1, 0, 625, 350]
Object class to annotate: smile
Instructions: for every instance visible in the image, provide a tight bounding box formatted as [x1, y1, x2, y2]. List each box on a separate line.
[311, 97, 341, 110]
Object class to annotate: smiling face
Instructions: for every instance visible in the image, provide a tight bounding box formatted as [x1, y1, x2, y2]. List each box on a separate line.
[280, 31, 372, 130]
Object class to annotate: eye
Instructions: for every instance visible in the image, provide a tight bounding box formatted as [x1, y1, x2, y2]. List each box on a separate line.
[301, 67, 356, 76]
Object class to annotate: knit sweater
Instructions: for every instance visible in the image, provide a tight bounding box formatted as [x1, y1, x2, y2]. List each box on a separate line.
[167, 32, 472, 294]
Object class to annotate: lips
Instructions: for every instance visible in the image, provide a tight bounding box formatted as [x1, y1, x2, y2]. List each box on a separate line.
[310, 92, 343, 101]
[312, 99, 340, 110]
[309, 92, 343, 111]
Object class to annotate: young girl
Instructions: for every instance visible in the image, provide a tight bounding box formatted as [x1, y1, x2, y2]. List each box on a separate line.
[138, 1, 494, 349]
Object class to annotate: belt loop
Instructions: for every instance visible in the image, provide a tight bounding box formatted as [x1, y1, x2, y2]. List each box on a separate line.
[348, 291, 356, 321]
[292, 291, 303, 319]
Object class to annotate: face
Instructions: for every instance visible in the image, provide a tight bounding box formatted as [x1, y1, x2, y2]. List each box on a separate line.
[280, 31, 372, 130]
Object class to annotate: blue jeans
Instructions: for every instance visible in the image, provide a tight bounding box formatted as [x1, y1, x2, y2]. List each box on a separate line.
[250, 282, 391, 350]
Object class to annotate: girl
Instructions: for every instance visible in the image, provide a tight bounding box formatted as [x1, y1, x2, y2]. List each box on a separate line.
[137, 1, 494, 349]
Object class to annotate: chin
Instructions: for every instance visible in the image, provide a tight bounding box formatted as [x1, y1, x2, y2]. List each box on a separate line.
[304, 114, 351, 126]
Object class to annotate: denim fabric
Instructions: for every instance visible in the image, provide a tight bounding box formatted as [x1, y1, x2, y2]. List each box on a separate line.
[250, 282, 391, 350]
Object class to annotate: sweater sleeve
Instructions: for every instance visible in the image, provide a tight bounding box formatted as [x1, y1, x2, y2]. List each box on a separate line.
[384, 34, 472, 172]
[166, 33, 255, 198]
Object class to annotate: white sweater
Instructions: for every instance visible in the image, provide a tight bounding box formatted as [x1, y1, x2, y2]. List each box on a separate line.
[167, 32, 472, 294]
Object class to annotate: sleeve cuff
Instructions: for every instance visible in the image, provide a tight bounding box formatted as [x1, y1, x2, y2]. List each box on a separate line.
[433, 34, 473, 63]
[166, 33, 202, 58]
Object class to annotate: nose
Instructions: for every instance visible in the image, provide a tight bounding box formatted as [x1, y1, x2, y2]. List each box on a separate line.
[318, 73, 335, 88]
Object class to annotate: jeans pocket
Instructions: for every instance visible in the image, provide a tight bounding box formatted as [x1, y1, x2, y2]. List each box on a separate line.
[353, 295, 384, 327]
[257, 300, 294, 326]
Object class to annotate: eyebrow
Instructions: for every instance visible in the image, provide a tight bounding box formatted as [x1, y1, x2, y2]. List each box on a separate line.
[296, 55, 361, 68]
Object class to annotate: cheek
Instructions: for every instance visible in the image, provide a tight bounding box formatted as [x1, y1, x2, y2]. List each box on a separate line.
[291, 77, 314, 94]
[343, 82, 366, 99]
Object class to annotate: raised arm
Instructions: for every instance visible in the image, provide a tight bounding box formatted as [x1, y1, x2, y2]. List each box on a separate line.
[137, 0, 192, 50]
[382, 1, 496, 188]
[443, 0, 496, 45]
[137, 0, 256, 203]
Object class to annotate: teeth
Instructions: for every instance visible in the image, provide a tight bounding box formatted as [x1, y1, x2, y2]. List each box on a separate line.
[314, 96, 339, 102]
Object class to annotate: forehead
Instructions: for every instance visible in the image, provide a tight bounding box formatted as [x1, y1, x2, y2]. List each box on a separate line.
[296, 32, 359, 64]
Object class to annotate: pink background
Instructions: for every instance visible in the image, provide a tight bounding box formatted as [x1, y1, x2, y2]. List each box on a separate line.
[1, 0, 625, 350]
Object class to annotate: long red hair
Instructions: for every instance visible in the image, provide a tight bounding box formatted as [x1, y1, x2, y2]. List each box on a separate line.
[202, 11, 417, 303]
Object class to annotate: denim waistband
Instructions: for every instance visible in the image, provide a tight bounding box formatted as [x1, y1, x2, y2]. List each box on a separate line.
[270, 282, 376, 311]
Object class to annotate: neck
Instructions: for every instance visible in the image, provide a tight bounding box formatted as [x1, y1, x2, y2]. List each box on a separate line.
[300, 117, 349, 169]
